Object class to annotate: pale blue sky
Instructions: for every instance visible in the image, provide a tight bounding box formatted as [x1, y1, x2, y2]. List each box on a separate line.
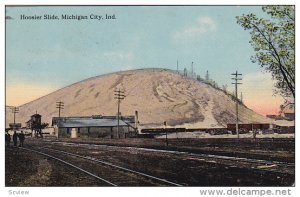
[6, 6, 283, 114]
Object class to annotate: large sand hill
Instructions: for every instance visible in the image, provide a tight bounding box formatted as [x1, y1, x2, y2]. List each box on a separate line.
[6, 68, 274, 129]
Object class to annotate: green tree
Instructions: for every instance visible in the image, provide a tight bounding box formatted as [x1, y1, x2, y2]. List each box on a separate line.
[236, 6, 295, 98]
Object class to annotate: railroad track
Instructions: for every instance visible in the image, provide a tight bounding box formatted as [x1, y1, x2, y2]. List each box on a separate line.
[48, 141, 294, 168]
[19, 146, 182, 186]
[46, 141, 294, 177]
[19, 147, 117, 186]
[34, 141, 294, 179]
[17, 140, 295, 186]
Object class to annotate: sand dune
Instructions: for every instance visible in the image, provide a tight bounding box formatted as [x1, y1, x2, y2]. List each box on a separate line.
[5, 68, 272, 129]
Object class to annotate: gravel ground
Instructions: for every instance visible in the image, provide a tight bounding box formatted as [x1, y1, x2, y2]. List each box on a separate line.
[5, 146, 116, 186]
[5, 137, 295, 186]
[59, 137, 295, 162]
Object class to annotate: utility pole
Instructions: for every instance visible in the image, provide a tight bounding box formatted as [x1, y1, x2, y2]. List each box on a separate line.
[114, 88, 125, 139]
[191, 61, 194, 77]
[231, 71, 242, 139]
[56, 101, 64, 118]
[205, 70, 209, 81]
[164, 121, 168, 146]
[11, 107, 19, 131]
[135, 110, 139, 134]
[177, 60, 179, 73]
[240, 92, 243, 103]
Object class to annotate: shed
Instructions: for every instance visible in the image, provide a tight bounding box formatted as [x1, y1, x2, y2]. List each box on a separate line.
[53, 116, 136, 139]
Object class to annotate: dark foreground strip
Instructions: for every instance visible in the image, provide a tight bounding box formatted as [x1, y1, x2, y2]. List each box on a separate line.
[19, 147, 117, 186]
[41, 147, 183, 186]
[46, 141, 294, 175]
[52, 141, 294, 167]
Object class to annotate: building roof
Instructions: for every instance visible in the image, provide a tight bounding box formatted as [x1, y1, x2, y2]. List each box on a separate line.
[282, 108, 295, 114]
[56, 117, 128, 128]
[281, 101, 295, 114]
[31, 114, 41, 117]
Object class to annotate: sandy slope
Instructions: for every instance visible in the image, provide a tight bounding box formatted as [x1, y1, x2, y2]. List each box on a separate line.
[6, 68, 273, 129]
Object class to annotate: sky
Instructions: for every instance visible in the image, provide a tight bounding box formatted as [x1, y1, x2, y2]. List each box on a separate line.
[5, 5, 285, 115]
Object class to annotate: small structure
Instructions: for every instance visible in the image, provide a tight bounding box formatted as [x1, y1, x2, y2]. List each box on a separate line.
[279, 100, 295, 121]
[8, 123, 22, 130]
[52, 116, 137, 139]
[280, 107, 295, 121]
[26, 114, 41, 128]
[26, 113, 48, 138]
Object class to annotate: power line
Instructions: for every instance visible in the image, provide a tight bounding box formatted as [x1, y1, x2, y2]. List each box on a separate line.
[231, 71, 242, 139]
[114, 89, 125, 139]
[56, 101, 64, 118]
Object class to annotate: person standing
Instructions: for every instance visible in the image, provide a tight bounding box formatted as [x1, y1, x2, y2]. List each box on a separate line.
[12, 131, 18, 147]
[5, 132, 11, 147]
[18, 131, 25, 147]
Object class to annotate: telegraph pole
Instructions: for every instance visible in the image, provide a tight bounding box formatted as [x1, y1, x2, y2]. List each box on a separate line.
[191, 61, 194, 77]
[206, 70, 209, 81]
[114, 89, 125, 138]
[231, 71, 242, 138]
[240, 92, 243, 103]
[11, 107, 19, 131]
[164, 121, 168, 146]
[56, 101, 64, 118]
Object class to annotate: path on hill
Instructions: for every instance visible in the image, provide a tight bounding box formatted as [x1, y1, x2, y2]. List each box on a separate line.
[201, 96, 220, 127]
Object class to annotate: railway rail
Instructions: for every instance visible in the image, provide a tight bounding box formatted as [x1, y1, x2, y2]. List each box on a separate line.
[19, 146, 183, 186]
[13, 138, 295, 186]
[19, 147, 117, 186]
[48, 141, 294, 169]
[32, 141, 294, 180]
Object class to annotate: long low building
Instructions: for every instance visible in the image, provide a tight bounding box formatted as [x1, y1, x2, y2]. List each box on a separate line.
[52, 116, 137, 139]
[227, 123, 295, 134]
